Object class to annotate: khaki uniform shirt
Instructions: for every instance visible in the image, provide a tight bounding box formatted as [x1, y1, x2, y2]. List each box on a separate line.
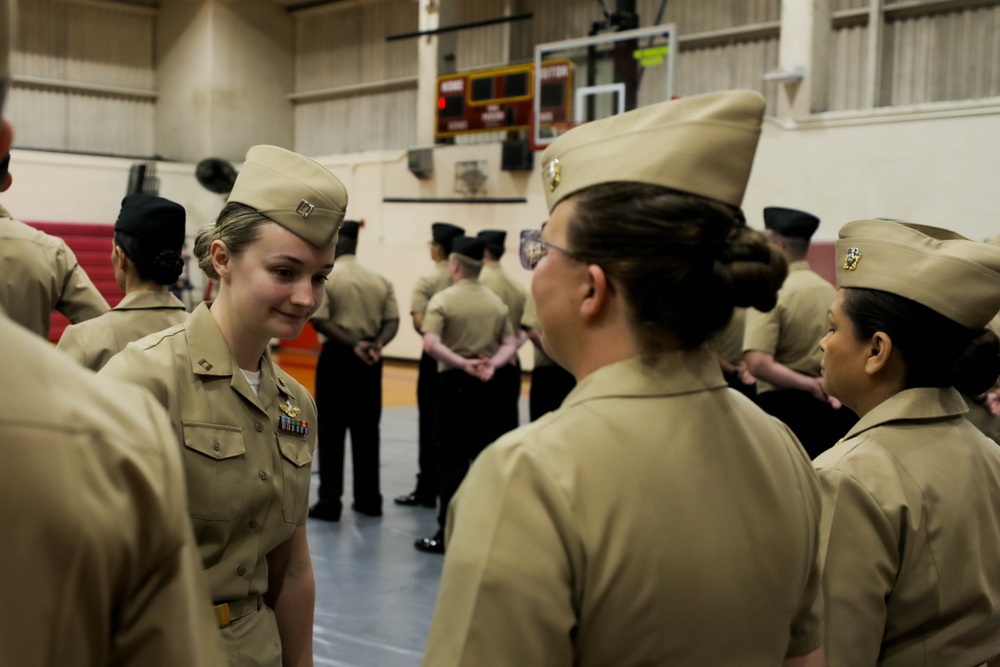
[479, 263, 527, 332]
[424, 348, 824, 666]
[709, 306, 748, 366]
[56, 290, 188, 371]
[744, 260, 835, 393]
[522, 295, 556, 368]
[422, 278, 513, 372]
[0, 204, 109, 338]
[411, 260, 450, 315]
[100, 302, 317, 605]
[312, 254, 398, 343]
[814, 387, 1000, 666]
[0, 313, 223, 667]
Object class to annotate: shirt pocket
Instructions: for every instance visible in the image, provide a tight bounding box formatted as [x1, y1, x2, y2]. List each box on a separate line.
[181, 422, 246, 521]
[277, 435, 313, 524]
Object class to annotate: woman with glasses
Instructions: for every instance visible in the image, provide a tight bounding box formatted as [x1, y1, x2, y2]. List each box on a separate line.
[422, 91, 825, 666]
[102, 145, 347, 667]
[814, 220, 1000, 666]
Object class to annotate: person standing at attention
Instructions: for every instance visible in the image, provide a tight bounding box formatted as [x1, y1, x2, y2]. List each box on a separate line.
[744, 206, 857, 458]
[414, 235, 517, 554]
[395, 222, 464, 509]
[102, 144, 347, 667]
[422, 91, 825, 666]
[0, 153, 108, 339]
[57, 193, 189, 371]
[477, 229, 528, 433]
[309, 219, 399, 521]
[815, 219, 1000, 666]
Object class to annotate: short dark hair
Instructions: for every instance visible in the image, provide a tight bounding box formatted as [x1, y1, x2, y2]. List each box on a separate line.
[841, 287, 1000, 395]
[114, 230, 183, 285]
[566, 182, 787, 351]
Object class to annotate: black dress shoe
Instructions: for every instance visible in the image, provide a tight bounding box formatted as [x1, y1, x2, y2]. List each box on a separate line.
[351, 503, 382, 517]
[394, 493, 436, 508]
[308, 503, 341, 522]
[414, 535, 445, 554]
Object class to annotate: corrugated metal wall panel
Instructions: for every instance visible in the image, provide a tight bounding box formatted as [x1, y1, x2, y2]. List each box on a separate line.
[67, 5, 154, 88]
[883, 6, 1000, 106]
[829, 24, 869, 111]
[10, 0, 155, 155]
[675, 38, 778, 111]
[293, 0, 417, 154]
[454, 0, 507, 70]
[295, 87, 417, 155]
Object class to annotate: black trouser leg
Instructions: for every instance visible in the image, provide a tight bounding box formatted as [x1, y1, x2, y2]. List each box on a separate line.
[315, 344, 347, 514]
[414, 352, 439, 500]
[529, 365, 576, 421]
[757, 389, 858, 459]
[435, 371, 493, 532]
[494, 360, 522, 436]
[349, 355, 383, 511]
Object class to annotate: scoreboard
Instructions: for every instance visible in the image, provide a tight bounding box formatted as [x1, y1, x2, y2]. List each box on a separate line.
[436, 59, 572, 139]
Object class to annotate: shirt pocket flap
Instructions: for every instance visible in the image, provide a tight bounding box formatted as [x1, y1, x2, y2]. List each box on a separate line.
[278, 435, 313, 468]
[182, 422, 246, 460]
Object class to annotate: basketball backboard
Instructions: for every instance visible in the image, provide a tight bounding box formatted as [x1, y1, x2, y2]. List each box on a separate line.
[532, 24, 677, 149]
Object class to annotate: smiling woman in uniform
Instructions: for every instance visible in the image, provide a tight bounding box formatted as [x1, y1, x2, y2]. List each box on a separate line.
[101, 145, 347, 667]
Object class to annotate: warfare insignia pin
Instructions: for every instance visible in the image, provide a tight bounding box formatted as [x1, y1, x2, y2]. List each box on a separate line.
[543, 159, 561, 192]
[295, 199, 315, 218]
[843, 247, 862, 271]
[279, 400, 301, 418]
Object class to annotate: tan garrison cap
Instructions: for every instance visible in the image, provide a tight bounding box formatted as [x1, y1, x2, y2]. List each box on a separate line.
[539, 90, 765, 213]
[228, 145, 348, 249]
[836, 219, 1000, 329]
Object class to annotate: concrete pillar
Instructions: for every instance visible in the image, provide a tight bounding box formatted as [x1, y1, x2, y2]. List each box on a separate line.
[776, 0, 830, 120]
[155, 0, 294, 163]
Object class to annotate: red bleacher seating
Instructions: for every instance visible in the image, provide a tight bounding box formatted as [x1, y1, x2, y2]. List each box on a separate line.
[24, 222, 122, 342]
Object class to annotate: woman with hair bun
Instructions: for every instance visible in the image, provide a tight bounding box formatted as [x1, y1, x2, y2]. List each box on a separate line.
[102, 145, 347, 667]
[423, 91, 825, 666]
[58, 193, 189, 371]
[815, 220, 1000, 666]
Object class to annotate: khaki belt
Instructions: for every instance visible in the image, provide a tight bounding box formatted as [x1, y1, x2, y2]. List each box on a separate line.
[213, 596, 262, 628]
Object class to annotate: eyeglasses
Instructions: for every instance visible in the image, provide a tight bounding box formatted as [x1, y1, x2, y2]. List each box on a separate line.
[519, 229, 583, 270]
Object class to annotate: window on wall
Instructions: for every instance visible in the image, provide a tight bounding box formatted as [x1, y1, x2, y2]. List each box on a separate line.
[827, 0, 1000, 112]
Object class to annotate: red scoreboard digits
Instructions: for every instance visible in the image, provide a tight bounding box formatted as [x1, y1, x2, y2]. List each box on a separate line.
[436, 59, 572, 139]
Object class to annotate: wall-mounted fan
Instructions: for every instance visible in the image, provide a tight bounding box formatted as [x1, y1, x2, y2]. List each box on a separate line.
[195, 157, 238, 195]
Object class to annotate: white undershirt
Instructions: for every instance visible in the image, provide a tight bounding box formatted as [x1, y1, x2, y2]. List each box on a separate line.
[240, 368, 262, 397]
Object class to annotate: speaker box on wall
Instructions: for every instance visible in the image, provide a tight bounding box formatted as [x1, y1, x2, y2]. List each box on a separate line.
[501, 139, 533, 171]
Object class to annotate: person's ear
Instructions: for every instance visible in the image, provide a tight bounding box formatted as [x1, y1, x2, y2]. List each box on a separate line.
[580, 264, 611, 322]
[210, 239, 232, 280]
[865, 331, 893, 375]
[112, 245, 128, 272]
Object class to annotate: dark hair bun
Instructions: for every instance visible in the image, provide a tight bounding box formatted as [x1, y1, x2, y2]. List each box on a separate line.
[953, 329, 1000, 396]
[722, 226, 788, 312]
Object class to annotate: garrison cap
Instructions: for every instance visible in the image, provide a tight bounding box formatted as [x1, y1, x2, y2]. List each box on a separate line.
[114, 193, 186, 259]
[432, 222, 465, 253]
[451, 236, 485, 262]
[339, 219, 360, 239]
[477, 229, 506, 255]
[836, 219, 1000, 330]
[764, 207, 820, 239]
[228, 145, 348, 249]
[540, 90, 765, 213]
